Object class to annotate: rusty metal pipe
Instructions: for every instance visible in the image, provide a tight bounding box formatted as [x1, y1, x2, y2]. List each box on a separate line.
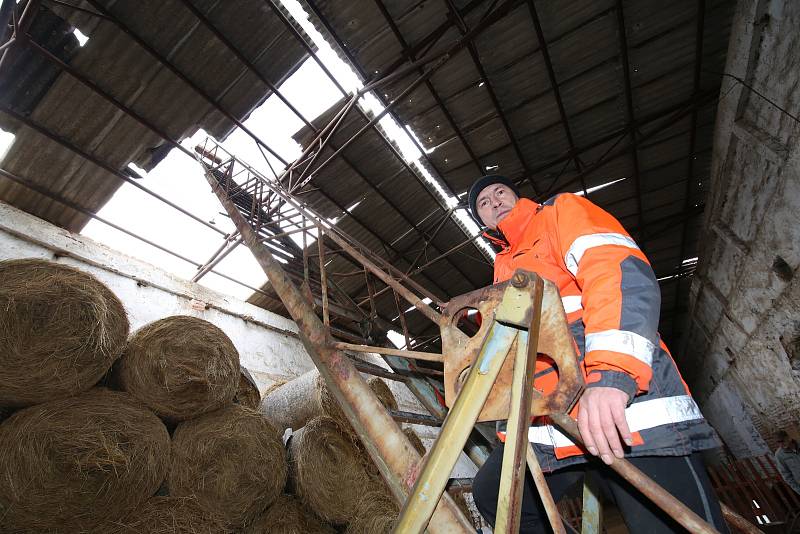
[321, 226, 441, 324]
[191, 236, 243, 282]
[550, 414, 720, 534]
[204, 171, 472, 533]
[332, 341, 443, 362]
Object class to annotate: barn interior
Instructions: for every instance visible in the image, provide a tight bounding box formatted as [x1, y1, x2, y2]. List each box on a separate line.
[0, 0, 798, 532]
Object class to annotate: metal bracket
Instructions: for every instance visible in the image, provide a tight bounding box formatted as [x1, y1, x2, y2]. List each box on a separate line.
[440, 269, 584, 421]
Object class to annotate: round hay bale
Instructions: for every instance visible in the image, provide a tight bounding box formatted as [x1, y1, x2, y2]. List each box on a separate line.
[107, 496, 225, 534]
[260, 370, 324, 433]
[289, 416, 373, 525]
[0, 259, 129, 407]
[0, 406, 13, 424]
[345, 485, 399, 534]
[0, 388, 169, 532]
[367, 377, 398, 411]
[263, 378, 287, 397]
[235, 366, 261, 410]
[318, 376, 399, 430]
[244, 494, 335, 534]
[116, 315, 239, 421]
[169, 404, 287, 530]
[315, 373, 347, 425]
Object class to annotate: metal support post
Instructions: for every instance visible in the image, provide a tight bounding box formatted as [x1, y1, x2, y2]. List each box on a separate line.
[317, 234, 330, 327]
[581, 474, 602, 534]
[203, 163, 473, 534]
[394, 322, 520, 533]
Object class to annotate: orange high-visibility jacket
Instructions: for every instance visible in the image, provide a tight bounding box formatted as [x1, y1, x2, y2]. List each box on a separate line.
[489, 194, 717, 471]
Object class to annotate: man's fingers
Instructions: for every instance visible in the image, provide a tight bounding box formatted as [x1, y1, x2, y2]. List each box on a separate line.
[587, 403, 613, 465]
[611, 401, 633, 448]
[577, 404, 597, 457]
[600, 405, 624, 460]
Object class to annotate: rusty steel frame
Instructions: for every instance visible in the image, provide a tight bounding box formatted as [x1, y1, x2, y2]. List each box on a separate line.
[199, 144, 474, 534]
[194, 139, 756, 533]
[195, 137, 494, 467]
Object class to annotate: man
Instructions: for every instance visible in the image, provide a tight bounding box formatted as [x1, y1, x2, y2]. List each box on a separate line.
[467, 175, 728, 533]
[775, 430, 800, 494]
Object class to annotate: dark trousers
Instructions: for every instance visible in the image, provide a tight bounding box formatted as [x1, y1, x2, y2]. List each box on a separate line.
[472, 446, 729, 533]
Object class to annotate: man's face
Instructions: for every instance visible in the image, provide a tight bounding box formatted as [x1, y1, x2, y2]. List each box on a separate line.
[476, 183, 519, 230]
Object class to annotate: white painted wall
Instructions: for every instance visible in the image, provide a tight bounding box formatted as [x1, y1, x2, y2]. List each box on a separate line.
[0, 201, 477, 477]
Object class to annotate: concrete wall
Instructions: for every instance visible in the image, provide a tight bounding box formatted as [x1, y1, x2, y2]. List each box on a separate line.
[679, 0, 800, 456]
[0, 200, 477, 475]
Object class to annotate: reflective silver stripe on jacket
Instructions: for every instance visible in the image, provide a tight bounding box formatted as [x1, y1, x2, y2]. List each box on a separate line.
[498, 395, 705, 447]
[561, 295, 582, 314]
[585, 329, 655, 366]
[564, 232, 639, 276]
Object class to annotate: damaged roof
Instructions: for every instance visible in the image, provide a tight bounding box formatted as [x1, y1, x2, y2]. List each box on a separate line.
[0, 0, 307, 231]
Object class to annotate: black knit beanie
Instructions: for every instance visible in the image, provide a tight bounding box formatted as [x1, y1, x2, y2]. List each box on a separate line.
[467, 175, 520, 226]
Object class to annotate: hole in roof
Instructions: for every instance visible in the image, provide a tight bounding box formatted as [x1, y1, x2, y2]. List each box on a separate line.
[72, 28, 89, 47]
[0, 129, 15, 162]
[573, 177, 626, 197]
[387, 330, 406, 349]
[82, 0, 500, 304]
[126, 162, 147, 179]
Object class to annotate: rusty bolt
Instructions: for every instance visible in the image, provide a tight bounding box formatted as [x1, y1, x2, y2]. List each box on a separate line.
[511, 272, 528, 288]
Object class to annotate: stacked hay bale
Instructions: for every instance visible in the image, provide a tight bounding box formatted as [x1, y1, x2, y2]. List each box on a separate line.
[268, 369, 412, 532]
[0, 259, 290, 532]
[169, 404, 287, 529]
[114, 315, 240, 422]
[235, 366, 262, 409]
[114, 315, 287, 531]
[0, 388, 169, 532]
[0, 259, 128, 407]
[0, 257, 436, 532]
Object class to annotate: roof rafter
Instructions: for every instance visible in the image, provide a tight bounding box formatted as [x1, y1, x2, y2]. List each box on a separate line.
[614, 0, 645, 245]
[525, 0, 587, 195]
[443, 0, 542, 196]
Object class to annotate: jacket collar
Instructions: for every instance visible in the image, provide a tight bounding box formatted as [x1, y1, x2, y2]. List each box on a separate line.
[490, 198, 538, 250]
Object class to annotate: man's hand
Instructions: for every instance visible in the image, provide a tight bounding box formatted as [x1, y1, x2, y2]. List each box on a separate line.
[577, 387, 632, 465]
